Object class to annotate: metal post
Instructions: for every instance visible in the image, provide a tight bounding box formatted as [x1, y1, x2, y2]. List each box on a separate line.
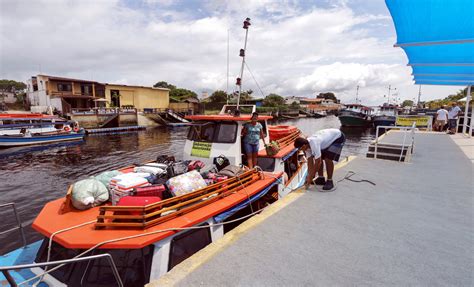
[470, 86, 473, 138]
[226, 29, 229, 105]
[462, 85, 471, 135]
[237, 19, 250, 109]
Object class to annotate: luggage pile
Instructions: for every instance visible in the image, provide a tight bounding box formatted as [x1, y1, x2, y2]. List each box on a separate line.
[70, 154, 247, 210]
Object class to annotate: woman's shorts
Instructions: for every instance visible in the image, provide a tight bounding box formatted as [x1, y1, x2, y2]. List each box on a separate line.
[321, 133, 346, 162]
[244, 142, 259, 154]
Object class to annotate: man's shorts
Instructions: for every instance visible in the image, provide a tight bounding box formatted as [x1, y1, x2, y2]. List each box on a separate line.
[321, 133, 346, 162]
[448, 119, 457, 129]
[436, 120, 446, 127]
[243, 142, 259, 154]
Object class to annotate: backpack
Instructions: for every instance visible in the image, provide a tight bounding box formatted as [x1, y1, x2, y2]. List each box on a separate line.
[166, 161, 188, 178]
[213, 155, 230, 171]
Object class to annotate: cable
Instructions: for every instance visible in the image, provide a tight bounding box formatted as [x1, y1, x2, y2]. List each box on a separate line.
[336, 171, 376, 186]
[244, 62, 265, 98]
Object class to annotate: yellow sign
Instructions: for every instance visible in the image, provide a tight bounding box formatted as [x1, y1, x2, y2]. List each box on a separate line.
[396, 116, 431, 127]
[191, 141, 212, 158]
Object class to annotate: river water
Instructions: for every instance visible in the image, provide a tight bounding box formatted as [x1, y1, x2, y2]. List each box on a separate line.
[0, 115, 375, 254]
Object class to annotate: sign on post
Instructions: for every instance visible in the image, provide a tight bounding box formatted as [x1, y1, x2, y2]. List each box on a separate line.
[396, 115, 433, 130]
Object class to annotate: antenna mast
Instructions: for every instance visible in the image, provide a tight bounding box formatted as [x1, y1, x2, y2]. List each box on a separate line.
[355, 85, 360, 104]
[226, 29, 230, 104]
[236, 18, 251, 109]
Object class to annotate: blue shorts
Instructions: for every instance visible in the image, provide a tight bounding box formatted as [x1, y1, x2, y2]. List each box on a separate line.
[244, 142, 259, 154]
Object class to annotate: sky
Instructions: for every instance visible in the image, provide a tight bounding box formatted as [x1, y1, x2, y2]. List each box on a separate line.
[0, 0, 461, 105]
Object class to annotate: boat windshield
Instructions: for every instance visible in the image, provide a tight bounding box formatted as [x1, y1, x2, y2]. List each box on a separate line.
[35, 239, 154, 286]
[187, 121, 238, 143]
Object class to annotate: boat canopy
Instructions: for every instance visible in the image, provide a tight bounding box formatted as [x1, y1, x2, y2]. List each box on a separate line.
[385, 0, 474, 86]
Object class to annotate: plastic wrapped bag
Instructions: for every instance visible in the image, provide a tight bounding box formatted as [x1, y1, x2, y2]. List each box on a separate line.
[94, 170, 122, 189]
[71, 178, 109, 210]
[167, 170, 207, 197]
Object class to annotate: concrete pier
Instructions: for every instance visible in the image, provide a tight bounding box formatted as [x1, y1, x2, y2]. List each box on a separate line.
[151, 132, 473, 286]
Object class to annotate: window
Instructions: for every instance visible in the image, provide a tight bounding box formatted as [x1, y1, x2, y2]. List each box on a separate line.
[57, 83, 72, 92]
[187, 122, 238, 143]
[81, 84, 92, 95]
[168, 223, 212, 270]
[35, 239, 154, 287]
[216, 122, 238, 143]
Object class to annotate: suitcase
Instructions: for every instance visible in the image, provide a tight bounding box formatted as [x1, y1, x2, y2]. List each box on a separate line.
[117, 196, 162, 206]
[131, 184, 166, 198]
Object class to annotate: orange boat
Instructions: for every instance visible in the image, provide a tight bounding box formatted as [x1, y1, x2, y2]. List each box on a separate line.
[0, 104, 308, 287]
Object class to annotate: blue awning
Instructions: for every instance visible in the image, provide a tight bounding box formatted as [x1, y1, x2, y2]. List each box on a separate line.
[385, 0, 474, 86]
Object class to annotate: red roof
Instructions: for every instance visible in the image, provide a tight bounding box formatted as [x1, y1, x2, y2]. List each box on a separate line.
[186, 114, 273, 121]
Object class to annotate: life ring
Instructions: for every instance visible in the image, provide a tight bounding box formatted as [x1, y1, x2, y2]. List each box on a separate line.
[73, 127, 79, 132]
[64, 126, 71, 132]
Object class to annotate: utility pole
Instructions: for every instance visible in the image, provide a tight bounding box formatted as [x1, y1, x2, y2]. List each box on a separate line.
[417, 85, 422, 107]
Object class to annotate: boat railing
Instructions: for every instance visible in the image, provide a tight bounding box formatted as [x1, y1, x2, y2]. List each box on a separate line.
[0, 253, 124, 287]
[0, 202, 26, 248]
[374, 123, 417, 161]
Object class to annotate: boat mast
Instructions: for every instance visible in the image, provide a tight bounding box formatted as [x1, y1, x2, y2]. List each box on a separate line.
[355, 85, 360, 104]
[236, 18, 251, 110]
[226, 29, 230, 105]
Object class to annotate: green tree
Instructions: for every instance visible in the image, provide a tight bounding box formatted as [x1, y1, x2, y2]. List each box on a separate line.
[290, 101, 300, 109]
[153, 81, 176, 90]
[316, 92, 337, 102]
[263, 93, 285, 107]
[0, 79, 26, 99]
[170, 88, 198, 101]
[401, 100, 414, 107]
[240, 89, 253, 103]
[209, 90, 228, 103]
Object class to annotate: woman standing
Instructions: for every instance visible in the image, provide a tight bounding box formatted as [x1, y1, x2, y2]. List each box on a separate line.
[241, 112, 266, 168]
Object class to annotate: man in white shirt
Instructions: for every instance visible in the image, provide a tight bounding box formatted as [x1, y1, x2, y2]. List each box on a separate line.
[435, 106, 449, 132]
[447, 102, 462, 134]
[294, 128, 345, 191]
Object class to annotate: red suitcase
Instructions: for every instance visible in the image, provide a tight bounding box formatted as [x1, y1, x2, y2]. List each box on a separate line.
[131, 185, 166, 198]
[117, 196, 161, 206]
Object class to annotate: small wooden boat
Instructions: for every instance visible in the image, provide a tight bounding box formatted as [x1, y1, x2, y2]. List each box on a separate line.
[0, 130, 85, 147]
[373, 104, 399, 128]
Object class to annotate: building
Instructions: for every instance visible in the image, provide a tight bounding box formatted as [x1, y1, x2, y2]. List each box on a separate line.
[284, 96, 306, 105]
[27, 75, 105, 114]
[27, 75, 170, 114]
[104, 84, 169, 110]
[0, 91, 17, 104]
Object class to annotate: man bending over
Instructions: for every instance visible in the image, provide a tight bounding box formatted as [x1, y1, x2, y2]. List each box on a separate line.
[294, 128, 345, 191]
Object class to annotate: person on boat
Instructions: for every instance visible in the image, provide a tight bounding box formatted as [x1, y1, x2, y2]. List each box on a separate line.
[447, 102, 462, 134]
[294, 128, 345, 191]
[435, 105, 449, 132]
[242, 112, 266, 169]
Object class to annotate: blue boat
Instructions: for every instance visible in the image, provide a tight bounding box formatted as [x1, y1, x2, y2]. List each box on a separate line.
[0, 130, 85, 147]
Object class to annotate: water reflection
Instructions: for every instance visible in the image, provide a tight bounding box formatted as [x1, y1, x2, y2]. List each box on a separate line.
[0, 116, 374, 253]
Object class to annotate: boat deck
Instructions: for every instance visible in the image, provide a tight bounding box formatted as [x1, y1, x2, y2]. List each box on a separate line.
[151, 132, 473, 286]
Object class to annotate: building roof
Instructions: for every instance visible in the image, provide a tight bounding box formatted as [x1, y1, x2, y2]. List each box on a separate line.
[37, 74, 101, 84]
[386, 0, 474, 86]
[105, 83, 170, 91]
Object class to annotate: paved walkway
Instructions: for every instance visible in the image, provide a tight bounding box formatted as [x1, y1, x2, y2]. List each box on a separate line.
[153, 132, 473, 287]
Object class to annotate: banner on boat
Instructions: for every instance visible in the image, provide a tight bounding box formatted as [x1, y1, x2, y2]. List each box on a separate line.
[191, 141, 212, 158]
[396, 116, 432, 128]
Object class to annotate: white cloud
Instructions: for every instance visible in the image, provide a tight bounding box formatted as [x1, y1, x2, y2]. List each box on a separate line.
[0, 0, 458, 104]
